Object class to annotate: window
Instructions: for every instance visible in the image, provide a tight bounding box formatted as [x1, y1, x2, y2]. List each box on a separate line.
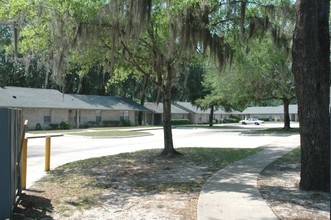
[96, 110, 102, 122]
[122, 111, 129, 120]
[44, 109, 51, 123]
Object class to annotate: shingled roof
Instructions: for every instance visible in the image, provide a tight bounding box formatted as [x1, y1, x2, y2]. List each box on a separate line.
[0, 86, 70, 109]
[174, 101, 237, 114]
[68, 94, 149, 111]
[144, 102, 189, 114]
[0, 86, 149, 111]
[240, 105, 298, 114]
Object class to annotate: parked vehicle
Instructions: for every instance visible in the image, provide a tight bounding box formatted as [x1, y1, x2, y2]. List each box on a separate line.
[239, 118, 264, 125]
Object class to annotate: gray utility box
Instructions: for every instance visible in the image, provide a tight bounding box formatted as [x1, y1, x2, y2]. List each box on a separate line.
[0, 108, 23, 220]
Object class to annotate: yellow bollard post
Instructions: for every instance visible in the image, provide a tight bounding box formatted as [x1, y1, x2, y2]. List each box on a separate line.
[22, 138, 28, 190]
[45, 136, 51, 171]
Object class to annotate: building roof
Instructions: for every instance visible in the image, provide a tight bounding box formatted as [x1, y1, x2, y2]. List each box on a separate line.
[240, 105, 298, 114]
[68, 94, 149, 111]
[174, 102, 297, 115]
[174, 102, 209, 114]
[0, 86, 70, 109]
[0, 86, 149, 111]
[174, 102, 237, 114]
[0, 86, 298, 115]
[144, 102, 189, 114]
[0, 88, 21, 107]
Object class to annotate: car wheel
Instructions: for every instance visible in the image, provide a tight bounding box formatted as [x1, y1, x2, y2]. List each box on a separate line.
[242, 122, 246, 125]
[254, 122, 259, 125]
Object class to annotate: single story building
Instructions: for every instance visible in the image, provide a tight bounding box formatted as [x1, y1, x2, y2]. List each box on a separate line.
[174, 102, 298, 123]
[0, 86, 299, 129]
[239, 105, 298, 121]
[174, 102, 236, 124]
[0, 86, 150, 130]
[144, 102, 189, 125]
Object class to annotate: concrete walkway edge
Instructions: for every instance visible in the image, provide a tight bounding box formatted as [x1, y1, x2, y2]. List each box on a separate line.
[197, 135, 300, 220]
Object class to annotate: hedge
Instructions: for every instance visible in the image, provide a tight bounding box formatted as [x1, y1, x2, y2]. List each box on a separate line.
[171, 119, 190, 125]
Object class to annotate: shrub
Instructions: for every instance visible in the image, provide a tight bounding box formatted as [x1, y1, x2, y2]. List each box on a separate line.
[230, 115, 241, 122]
[259, 117, 271, 122]
[35, 123, 42, 130]
[101, 120, 121, 127]
[223, 117, 240, 123]
[60, 121, 71, 130]
[171, 119, 190, 125]
[120, 119, 131, 126]
[49, 123, 59, 130]
[82, 121, 101, 128]
[80, 123, 91, 128]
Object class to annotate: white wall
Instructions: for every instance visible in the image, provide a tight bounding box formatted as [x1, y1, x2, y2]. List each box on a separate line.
[52, 109, 68, 124]
[24, 107, 148, 129]
[23, 108, 68, 130]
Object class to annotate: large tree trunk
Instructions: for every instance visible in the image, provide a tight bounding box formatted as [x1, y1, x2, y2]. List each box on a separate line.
[283, 98, 291, 130]
[292, 0, 330, 192]
[209, 105, 214, 127]
[160, 66, 180, 157]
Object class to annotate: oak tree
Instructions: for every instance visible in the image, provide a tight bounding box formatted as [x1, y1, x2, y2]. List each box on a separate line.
[292, 0, 330, 192]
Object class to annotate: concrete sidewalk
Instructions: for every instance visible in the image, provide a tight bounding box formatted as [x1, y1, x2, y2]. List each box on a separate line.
[197, 134, 300, 220]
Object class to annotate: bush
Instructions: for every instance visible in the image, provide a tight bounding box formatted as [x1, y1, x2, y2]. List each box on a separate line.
[101, 120, 121, 127]
[120, 119, 131, 126]
[171, 119, 190, 125]
[35, 123, 42, 130]
[83, 121, 102, 128]
[80, 123, 90, 128]
[223, 117, 240, 123]
[60, 121, 71, 130]
[49, 123, 59, 130]
[82, 120, 131, 128]
[259, 117, 271, 122]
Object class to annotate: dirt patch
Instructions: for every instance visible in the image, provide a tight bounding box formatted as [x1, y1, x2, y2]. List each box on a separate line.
[258, 149, 330, 220]
[13, 147, 329, 219]
[14, 148, 258, 220]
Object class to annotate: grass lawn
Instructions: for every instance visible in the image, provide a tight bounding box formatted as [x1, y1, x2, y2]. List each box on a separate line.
[241, 127, 299, 135]
[88, 125, 157, 130]
[70, 130, 151, 137]
[176, 124, 242, 129]
[27, 127, 155, 137]
[272, 147, 300, 164]
[27, 129, 84, 134]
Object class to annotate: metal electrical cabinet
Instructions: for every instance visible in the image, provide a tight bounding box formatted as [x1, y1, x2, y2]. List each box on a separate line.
[0, 108, 23, 220]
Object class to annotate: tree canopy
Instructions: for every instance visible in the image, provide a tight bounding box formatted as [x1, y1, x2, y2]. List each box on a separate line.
[1, 0, 296, 153]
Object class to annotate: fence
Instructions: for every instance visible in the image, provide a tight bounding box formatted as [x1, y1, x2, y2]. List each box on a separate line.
[0, 108, 25, 220]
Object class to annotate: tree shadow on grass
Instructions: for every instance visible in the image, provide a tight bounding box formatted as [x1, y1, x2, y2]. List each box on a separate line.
[12, 189, 54, 220]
